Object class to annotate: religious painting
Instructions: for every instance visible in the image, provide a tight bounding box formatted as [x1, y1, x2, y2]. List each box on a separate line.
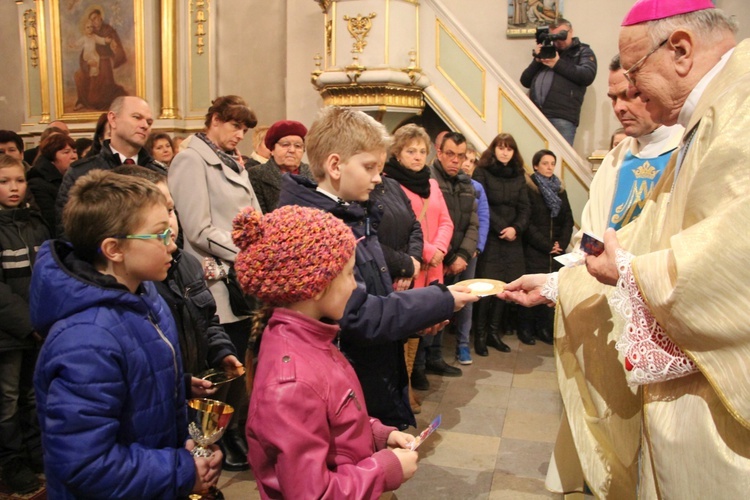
[50, 0, 145, 120]
[506, 0, 564, 38]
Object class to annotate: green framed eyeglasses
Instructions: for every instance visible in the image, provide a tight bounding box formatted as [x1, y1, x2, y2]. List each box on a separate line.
[116, 227, 173, 246]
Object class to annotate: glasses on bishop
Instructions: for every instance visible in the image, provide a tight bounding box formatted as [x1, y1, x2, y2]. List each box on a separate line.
[623, 37, 669, 86]
[115, 227, 174, 246]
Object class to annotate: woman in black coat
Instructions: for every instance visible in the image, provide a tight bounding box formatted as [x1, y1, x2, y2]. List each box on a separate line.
[26, 133, 78, 237]
[521, 149, 573, 344]
[473, 133, 530, 353]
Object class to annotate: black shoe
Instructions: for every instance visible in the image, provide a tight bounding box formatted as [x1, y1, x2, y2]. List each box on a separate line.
[486, 332, 511, 353]
[518, 329, 536, 345]
[536, 328, 554, 345]
[425, 359, 463, 377]
[474, 341, 488, 357]
[411, 367, 430, 391]
[1, 458, 40, 495]
[220, 430, 249, 471]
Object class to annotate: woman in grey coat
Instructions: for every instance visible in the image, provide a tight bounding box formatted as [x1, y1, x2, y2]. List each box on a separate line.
[168, 95, 260, 471]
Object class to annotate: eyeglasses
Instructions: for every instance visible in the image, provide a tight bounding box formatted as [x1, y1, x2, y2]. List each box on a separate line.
[623, 37, 669, 86]
[115, 227, 173, 246]
[441, 150, 467, 161]
[277, 141, 305, 151]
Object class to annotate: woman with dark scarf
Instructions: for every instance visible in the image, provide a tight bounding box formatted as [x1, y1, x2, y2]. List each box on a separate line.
[381, 124, 453, 411]
[521, 149, 573, 343]
[168, 95, 260, 472]
[473, 133, 530, 352]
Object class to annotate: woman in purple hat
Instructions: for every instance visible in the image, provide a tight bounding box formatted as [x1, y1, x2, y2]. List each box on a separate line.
[248, 120, 315, 213]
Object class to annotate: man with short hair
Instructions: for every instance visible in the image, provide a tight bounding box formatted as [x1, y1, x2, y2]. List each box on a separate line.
[573, 54, 682, 242]
[412, 133, 478, 381]
[503, 1, 750, 497]
[55, 96, 163, 235]
[520, 18, 597, 145]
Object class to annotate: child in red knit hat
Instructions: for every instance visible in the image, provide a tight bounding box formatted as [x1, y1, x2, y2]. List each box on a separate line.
[233, 205, 418, 499]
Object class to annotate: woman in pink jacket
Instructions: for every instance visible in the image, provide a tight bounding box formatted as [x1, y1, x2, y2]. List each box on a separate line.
[382, 124, 454, 403]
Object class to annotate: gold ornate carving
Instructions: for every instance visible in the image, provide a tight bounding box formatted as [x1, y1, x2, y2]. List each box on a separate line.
[311, 53, 323, 85]
[325, 19, 333, 55]
[402, 49, 422, 85]
[319, 84, 424, 110]
[23, 9, 40, 68]
[315, 0, 332, 13]
[634, 162, 658, 180]
[343, 12, 376, 53]
[191, 0, 208, 55]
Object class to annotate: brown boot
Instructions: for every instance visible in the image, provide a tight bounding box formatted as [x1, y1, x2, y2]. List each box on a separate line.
[404, 338, 422, 413]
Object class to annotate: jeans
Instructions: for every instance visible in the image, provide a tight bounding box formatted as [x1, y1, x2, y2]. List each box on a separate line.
[0, 349, 41, 465]
[548, 118, 577, 146]
[449, 257, 477, 349]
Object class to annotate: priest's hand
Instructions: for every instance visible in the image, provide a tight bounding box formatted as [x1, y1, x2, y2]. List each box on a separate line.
[585, 228, 620, 286]
[498, 274, 553, 307]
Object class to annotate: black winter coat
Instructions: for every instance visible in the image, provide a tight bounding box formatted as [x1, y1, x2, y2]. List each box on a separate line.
[429, 161, 479, 266]
[26, 156, 63, 237]
[370, 176, 423, 279]
[277, 174, 455, 429]
[55, 140, 166, 237]
[474, 162, 530, 282]
[153, 249, 237, 394]
[523, 174, 574, 274]
[520, 37, 597, 126]
[246, 157, 314, 214]
[0, 204, 50, 351]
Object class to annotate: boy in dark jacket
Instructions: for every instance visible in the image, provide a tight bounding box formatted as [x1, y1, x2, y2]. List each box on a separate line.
[113, 165, 242, 397]
[31, 170, 222, 498]
[0, 155, 48, 494]
[277, 107, 477, 430]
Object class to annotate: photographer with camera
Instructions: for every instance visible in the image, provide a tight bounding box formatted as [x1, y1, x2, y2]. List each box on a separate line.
[520, 18, 597, 146]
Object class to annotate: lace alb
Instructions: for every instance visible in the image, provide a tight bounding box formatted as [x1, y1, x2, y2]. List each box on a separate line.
[610, 249, 697, 385]
[541, 272, 559, 304]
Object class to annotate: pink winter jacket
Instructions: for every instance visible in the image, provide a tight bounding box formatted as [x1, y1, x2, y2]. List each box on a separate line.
[400, 179, 454, 288]
[246, 308, 404, 499]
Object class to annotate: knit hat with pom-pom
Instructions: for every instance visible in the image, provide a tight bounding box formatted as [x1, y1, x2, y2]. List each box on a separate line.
[232, 205, 356, 305]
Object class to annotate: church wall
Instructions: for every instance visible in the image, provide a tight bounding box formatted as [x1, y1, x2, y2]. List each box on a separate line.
[215, 0, 288, 127]
[0, 2, 26, 132]
[2, 1, 747, 142]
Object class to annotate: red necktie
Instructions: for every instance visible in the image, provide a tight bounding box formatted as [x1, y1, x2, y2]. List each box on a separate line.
[123, 159, 135, 165]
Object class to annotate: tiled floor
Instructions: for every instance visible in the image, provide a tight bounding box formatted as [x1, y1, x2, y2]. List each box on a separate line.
[218, 333, 571, 499]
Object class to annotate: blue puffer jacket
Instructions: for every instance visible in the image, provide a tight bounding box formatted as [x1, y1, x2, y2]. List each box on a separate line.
[31, 240, 196, 499]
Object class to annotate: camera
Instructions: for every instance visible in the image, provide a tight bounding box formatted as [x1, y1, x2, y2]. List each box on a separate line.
[534, 26, 568, 60]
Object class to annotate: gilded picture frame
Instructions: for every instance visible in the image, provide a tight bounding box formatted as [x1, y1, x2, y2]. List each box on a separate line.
[507, 0, 563, 38]
[50, 0, 145, 121]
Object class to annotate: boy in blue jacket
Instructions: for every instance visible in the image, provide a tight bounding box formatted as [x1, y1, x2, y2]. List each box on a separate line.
[277, 107, 477, 430]
[31, 170, 222, 498]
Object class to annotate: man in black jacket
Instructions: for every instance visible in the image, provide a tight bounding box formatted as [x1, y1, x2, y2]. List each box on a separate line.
[55, 96, 165, 236]
[520, 18, 597, 145]
[412, 132, 479, 382]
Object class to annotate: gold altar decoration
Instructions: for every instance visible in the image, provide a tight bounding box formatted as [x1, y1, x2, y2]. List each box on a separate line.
[315, 0, 332, 14]
[343, 12, 376, 53]
[319, 84, 424, 110]
[191, 0, 208, 55]
[23, 9, 40, 68]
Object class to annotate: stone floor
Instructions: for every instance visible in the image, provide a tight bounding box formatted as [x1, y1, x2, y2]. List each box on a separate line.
[217, 332, 582, 499]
